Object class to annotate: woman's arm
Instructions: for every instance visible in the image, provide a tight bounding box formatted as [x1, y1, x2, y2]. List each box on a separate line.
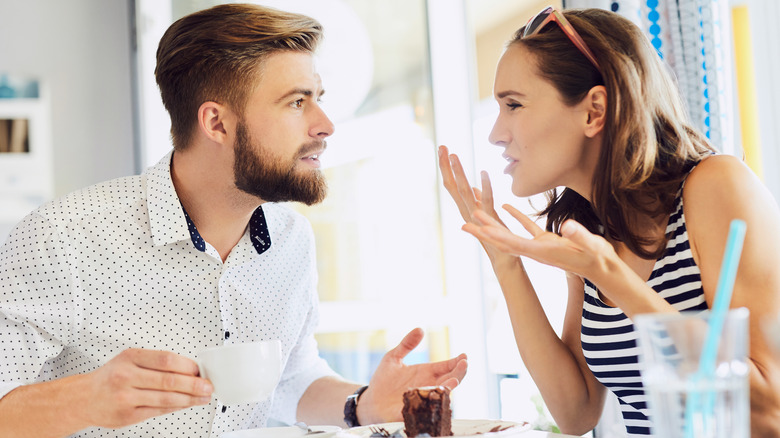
[501, 269, 607, 434]
[683, 154, 780, 436]
[438, 146, 606, 433]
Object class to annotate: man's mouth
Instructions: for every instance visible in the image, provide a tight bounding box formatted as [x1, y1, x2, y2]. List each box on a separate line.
[299, 150, 324, 168]
[301, 151, 322, 161]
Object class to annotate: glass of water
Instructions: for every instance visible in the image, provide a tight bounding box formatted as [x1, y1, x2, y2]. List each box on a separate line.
[634, 308, 750, 437]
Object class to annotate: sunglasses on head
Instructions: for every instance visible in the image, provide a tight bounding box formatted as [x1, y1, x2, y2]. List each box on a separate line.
[523, 6, 601, 72]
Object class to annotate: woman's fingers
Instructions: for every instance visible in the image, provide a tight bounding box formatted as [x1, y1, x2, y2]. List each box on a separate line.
[438, 146, 457, 191]
[438, 146, 461, 200]
[438, 146, 506, 232]
[471, 209, 495, 226]
[438, 146, 474, 222]
[448, 154, 480, 214]
[472, 187, 482, 202]
[466, 209, 566, 258]
[479, 171, 494, 212]
[462, 222, 525, 255]
[560, 219, 608, 254]
[503, 204, 544, 237]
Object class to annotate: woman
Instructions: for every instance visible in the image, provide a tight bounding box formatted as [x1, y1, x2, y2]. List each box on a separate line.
[439, 7, 780, 437]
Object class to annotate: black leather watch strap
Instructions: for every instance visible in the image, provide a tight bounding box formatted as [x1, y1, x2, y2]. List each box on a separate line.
[343, 385, 369, 427]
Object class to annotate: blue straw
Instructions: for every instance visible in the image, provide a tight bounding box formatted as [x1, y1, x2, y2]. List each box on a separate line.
[699, 219, 747, 374]
[684, 219, 747, 437]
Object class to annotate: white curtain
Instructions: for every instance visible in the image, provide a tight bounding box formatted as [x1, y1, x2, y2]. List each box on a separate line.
[564, 0, 736, 154]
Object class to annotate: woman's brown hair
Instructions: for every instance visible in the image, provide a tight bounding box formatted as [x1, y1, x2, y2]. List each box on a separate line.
[510, 8, 715, 259]
[155, 3, 323, 150]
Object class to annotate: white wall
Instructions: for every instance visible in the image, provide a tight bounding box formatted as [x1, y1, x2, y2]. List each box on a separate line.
[748, 0, 780, 201]
[0, 0, 136, 199]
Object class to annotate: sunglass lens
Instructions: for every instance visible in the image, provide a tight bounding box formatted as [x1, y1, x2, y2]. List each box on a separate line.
[523, 8, 552, 37]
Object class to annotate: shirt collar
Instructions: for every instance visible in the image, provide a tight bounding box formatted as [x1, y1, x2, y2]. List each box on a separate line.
[146, 151, 190, 247]
[145, 150, 272, 255]
[182, 204, 272, 255]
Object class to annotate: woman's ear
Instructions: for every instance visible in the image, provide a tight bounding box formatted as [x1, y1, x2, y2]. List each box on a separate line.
[584, 85, 607, 138]
[197, 101, 233, 145]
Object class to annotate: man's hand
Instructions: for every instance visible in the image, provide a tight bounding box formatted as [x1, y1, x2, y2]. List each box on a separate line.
[0, 349, 213, 437]
[356, 328, 468, 425]
[80, 349, 213, 429]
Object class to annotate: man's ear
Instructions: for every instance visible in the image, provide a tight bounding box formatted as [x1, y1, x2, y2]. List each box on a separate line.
[197, 101, 233, 145]
[584, 85, 607, 138]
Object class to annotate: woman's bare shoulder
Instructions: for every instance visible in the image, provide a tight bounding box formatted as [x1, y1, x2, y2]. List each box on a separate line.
[683, 154, 764, 211]
[680, 154, 778, 271]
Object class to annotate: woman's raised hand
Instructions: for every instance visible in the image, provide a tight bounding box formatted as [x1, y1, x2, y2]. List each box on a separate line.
[438, 145, 511, 265]
[463, 204, 617, 284]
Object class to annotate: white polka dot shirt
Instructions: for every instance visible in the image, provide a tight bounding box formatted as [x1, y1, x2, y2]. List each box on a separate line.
[0, 151, 337, 437]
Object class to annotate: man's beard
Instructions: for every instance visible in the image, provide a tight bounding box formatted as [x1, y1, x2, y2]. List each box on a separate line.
[233, 121, 327, 205]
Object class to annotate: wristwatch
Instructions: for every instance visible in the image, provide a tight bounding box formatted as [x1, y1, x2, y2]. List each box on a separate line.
[343, 385, 369, 427]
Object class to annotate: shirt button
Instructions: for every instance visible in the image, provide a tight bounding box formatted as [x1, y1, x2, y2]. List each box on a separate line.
[224, 331, 230, 339]
[222, 406, 227, 413]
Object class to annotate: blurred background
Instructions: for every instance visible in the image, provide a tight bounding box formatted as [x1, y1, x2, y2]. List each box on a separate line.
[1, 0, 778, 435]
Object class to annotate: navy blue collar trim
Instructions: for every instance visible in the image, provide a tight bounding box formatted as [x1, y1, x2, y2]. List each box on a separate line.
[181, 205, 272, 255]
[248, 207, 272, 254]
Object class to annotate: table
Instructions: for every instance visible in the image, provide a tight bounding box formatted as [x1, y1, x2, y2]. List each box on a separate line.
[523, 431, 583, 438]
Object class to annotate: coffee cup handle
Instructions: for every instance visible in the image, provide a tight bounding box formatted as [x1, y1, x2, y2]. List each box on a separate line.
[197, 362, 208, 380]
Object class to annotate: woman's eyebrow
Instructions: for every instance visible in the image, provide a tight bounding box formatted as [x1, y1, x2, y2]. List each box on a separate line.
[496, 90, 526, 99]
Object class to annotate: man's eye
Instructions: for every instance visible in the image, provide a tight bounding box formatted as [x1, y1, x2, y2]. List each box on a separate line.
[291, 99, 304, 109]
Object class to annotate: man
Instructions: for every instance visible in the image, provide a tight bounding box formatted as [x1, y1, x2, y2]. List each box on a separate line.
[0, 4, 468, 437]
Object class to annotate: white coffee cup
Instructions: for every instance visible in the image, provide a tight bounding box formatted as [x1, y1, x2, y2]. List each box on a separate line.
[198, 340, 282, 405]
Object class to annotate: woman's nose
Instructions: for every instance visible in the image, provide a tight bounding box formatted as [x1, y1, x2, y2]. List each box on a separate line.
[488, 119, 508, 146]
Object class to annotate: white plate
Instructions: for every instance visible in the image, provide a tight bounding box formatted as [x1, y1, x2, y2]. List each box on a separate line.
[221, 425, 342, 438]
[344, 419, 531, 437]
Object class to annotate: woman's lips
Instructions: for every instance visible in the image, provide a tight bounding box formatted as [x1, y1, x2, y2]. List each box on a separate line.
[502, 153, 518, 174]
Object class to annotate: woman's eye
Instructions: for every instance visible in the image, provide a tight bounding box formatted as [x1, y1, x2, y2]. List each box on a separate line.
[506, 102, 522, 110]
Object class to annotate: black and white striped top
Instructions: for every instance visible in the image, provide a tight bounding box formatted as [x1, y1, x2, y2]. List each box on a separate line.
[581, 187, 708, 436]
